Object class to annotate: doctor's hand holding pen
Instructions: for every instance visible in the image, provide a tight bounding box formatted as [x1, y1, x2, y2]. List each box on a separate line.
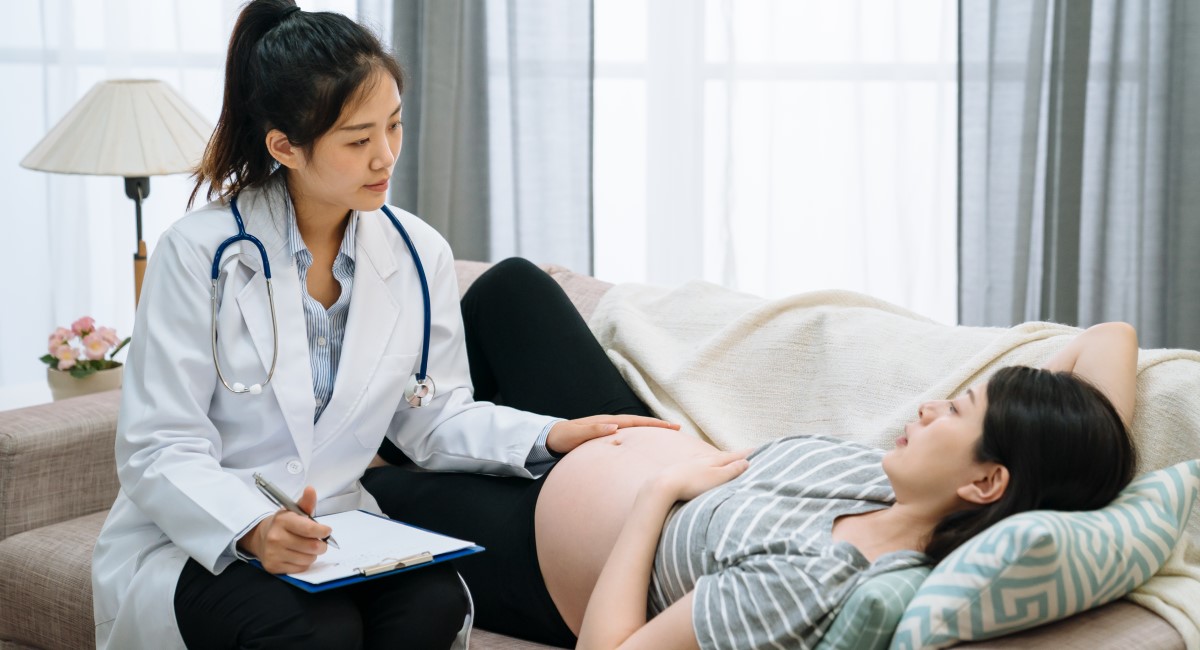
[236, 486, 332, 574]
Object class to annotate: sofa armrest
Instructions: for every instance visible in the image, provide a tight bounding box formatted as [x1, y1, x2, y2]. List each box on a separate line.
[0, 390, 121, 542]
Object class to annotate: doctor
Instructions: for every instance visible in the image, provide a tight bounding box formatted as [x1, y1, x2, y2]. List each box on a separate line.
[90, 2, 672, 648]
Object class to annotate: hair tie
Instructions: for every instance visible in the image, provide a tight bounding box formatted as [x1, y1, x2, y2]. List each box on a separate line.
[281, 6, 302, 20]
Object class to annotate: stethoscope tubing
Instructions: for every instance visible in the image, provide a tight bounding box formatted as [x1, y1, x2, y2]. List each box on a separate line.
[209, 196, 432, 402]
[381, 206, 432, 383]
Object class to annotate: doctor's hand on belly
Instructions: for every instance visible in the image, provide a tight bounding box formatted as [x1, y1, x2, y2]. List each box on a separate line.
[236, 486, 331, 574]
[547, 415, 680, 455]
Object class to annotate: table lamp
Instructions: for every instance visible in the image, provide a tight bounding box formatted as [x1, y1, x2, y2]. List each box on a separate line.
[20, 79, 213, 305]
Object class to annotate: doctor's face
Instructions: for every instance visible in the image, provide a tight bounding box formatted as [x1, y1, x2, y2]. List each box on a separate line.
[287, 68, 403, 218]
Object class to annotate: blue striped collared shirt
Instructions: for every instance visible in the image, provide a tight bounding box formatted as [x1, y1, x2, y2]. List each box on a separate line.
[285, 207, 357, 423]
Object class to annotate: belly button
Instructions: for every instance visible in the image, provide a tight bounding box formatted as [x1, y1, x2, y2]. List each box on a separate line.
[610, 437, 622, 446]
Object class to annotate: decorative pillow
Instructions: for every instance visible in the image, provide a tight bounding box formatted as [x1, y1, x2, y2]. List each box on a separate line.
[816, 566, 931, 650]
[890, 459, 1200, 650]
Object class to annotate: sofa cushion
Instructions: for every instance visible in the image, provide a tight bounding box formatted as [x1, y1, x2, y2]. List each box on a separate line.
[0, 510, 107, 650]
[0, 391, 120, 541]
[472, 628, 561, 649]
[816, 566, 931, 650]
[954, 600, 1183, 649]
[891, 460, 1200, 649]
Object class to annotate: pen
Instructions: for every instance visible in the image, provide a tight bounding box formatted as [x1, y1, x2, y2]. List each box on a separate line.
[252, 472, 340, 549]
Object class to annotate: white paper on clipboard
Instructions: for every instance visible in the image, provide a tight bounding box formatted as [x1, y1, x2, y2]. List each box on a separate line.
[287, 510, 476, 585]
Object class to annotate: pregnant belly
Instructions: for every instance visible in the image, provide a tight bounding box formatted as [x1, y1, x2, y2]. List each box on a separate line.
[535, 427, 718, 633]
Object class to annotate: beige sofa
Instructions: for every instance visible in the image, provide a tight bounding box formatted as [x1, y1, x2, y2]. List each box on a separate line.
[0, 261, 1184, 649]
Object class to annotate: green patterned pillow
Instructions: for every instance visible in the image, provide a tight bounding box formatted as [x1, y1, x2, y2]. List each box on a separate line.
[890, 459, 1200, 649]
[816, 566, 930, 650]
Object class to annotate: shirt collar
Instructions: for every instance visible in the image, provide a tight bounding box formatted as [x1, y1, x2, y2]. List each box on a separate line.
[284, 200, 358, 265]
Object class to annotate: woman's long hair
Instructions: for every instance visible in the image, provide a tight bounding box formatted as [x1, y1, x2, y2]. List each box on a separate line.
[922, 366, 1137, 563]
[189, 0, 404, 207]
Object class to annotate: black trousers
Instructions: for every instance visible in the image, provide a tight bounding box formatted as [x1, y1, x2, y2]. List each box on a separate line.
[173, 556, 467, 649]
[365, 258, 653, 648]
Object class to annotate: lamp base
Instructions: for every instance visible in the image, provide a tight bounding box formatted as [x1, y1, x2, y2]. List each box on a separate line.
[134, 240, 147, 305]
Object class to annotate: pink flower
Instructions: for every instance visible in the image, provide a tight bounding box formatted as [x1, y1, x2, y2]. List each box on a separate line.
[54, 344, 77, 370]
[82, 332, 109, 360]
[47, 327, 72, 354]
[96, 326, 120, 346]
[71, 316, 95, 337]
[43, 320, 126, 371]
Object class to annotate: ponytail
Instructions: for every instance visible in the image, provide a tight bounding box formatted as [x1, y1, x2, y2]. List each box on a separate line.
[190, 0, 404, 207]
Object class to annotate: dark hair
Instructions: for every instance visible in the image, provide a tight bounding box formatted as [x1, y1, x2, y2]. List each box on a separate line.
[922, 366, 1137, 563]
[190, 0, 404, 206]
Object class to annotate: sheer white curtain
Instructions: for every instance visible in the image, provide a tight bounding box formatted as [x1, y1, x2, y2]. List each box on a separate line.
[0, 0, 371, 409]
[593, 0, 958, 323]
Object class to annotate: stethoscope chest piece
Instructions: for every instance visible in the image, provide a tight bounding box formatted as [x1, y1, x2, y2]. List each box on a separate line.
[405, 374, 436, 408]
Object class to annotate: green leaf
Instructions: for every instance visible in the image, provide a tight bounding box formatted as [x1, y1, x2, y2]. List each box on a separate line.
[40, 354, 56, 367]
[69, 366, 95, 379]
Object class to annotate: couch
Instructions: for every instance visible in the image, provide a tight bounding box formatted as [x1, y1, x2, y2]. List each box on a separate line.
[0, 261, 1185, 649]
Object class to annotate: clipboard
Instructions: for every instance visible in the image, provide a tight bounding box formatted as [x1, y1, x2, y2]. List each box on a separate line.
[248, 510, 484, 593]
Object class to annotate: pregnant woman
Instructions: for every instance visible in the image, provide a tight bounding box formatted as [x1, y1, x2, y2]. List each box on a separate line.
[363, 258, 1137, 650]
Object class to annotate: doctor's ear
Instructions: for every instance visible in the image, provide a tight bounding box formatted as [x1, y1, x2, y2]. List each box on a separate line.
[265, 129, 305, 170]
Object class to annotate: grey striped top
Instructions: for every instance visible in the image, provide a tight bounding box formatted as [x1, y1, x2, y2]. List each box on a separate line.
[649, 434, 926, 650]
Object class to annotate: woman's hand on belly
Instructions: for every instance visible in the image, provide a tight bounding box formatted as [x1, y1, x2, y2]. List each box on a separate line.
[649, 448, 752, 502]
[547, 414, 679, 455]
[574, 452, 750, 650]
[536, 427, 719, 633]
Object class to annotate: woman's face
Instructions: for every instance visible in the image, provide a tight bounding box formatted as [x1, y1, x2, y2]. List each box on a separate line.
[882, 382, 997, 511]
[287, 69, 403, 218]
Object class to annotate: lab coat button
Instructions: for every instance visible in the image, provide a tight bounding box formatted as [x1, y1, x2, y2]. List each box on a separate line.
[317, 336, 328, 347]
[286, 459, 303, 474]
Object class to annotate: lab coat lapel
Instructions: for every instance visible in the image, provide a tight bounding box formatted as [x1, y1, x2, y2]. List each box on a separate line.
[314, 212, 400, 441]
[234, 190, 316, 456]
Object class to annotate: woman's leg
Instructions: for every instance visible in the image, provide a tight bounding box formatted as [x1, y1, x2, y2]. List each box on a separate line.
[460, 257, 652, 419]
[361, 467, 576, 648]
[378, 257, 651, 465]
[174, 556, 467, 649]
[368, 258, 646, 646]
[353, 562, 469, 650]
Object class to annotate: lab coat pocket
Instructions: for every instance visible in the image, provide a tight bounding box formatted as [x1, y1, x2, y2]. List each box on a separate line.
[344, 352, 419, 449]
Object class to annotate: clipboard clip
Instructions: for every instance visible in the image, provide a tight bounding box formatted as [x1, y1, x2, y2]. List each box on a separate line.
[356, 551, 435, 577]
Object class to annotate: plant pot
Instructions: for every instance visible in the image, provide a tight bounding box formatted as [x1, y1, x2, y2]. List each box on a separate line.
[46, 366, 124, 401]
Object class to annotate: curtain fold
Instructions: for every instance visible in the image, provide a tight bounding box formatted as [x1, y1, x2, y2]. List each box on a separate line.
[959, 0, 1200, 350]
[390, 0, 593, 272]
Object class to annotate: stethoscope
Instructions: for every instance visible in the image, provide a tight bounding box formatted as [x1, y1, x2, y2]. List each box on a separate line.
[210, 196, 436, 408]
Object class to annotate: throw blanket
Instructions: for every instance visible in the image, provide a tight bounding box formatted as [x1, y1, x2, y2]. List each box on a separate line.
[589, 281, 1200, 646]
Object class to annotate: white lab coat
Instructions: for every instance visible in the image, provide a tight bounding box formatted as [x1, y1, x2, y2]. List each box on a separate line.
[91, 182, 555, 649]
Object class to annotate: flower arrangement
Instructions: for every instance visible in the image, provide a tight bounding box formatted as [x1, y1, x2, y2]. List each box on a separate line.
[41, 316, 131, 378]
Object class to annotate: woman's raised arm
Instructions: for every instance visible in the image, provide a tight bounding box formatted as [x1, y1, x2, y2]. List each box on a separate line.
[1041, 322, 1138, 427]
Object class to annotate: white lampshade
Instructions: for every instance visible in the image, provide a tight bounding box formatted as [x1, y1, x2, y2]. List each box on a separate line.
[20, 79, 212, 177]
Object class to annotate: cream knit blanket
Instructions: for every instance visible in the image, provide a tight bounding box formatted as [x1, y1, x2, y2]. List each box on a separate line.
[589, 281, 1200, 647]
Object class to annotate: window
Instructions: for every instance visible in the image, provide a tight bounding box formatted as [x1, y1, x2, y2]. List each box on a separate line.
[593, 0, 958, 324]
